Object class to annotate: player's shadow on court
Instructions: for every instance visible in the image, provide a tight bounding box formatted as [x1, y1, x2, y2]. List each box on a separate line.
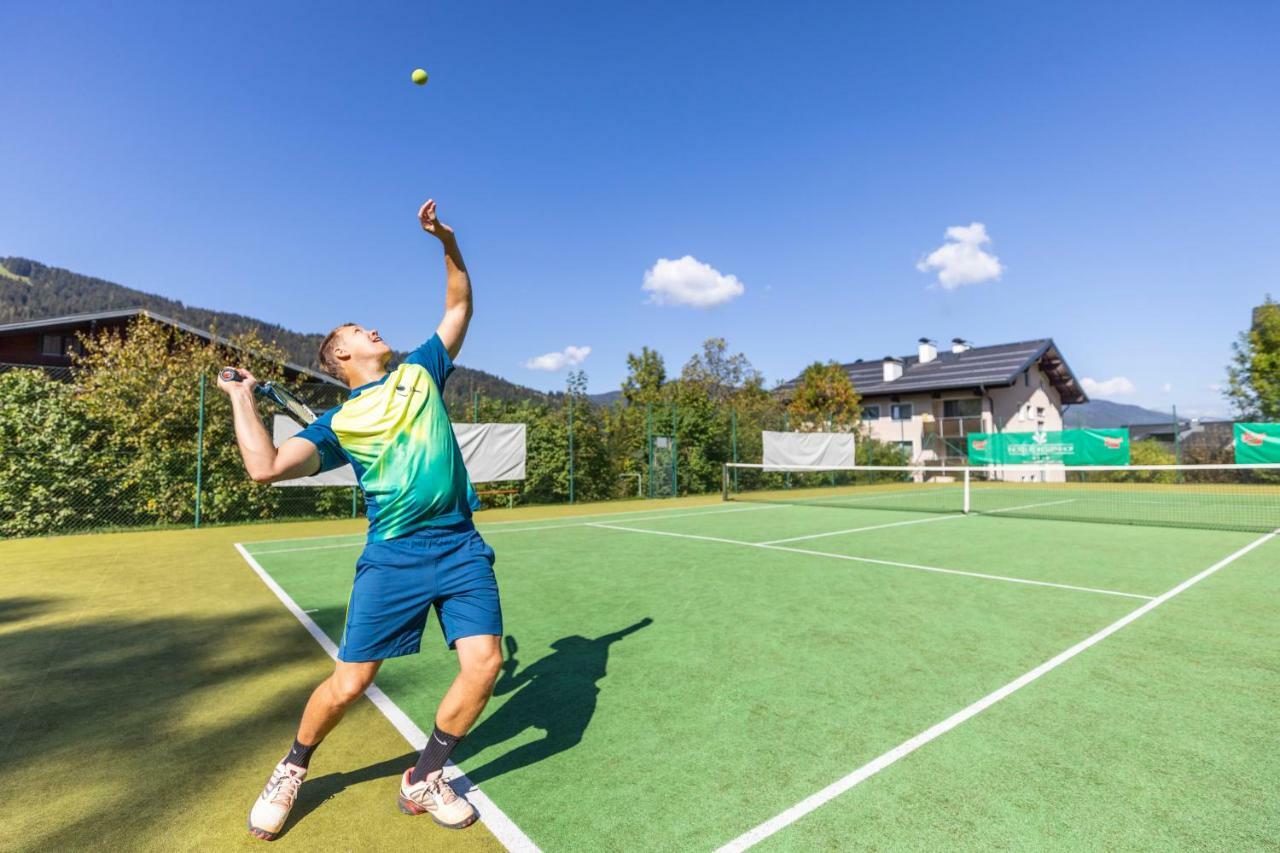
[453, 617, 654, 784]
[289, 618, 653, 827]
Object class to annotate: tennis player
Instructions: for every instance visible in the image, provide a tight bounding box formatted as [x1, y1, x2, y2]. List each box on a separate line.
[218, 199, 501, 839]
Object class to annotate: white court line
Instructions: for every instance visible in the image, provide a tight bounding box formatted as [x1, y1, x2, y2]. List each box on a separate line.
[238, 501, 739, 549]
[248, 541, 365, 556]
[482, 503, 778, 534]
[757, 514, 961, 545]
[473, 502, 734, 526]
[245, 504, 781, 554]
[757, 499, 1079, 546]
[233, 544, 540, 852]
[979, 498, 1077, 515]
[714, 527, 1279, 852]
[588, 524, 1154, 601]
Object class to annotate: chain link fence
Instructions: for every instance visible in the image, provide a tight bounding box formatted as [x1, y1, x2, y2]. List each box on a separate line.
[1, 364, 818, 539]
[11, 359, 1254, 540]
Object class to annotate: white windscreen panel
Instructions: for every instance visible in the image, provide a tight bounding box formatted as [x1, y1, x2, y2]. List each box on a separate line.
[271, 415, 358, 486]
[271, 418, 528, 487]
[453, 423, 527, 483]
[762, 430, 856, 471]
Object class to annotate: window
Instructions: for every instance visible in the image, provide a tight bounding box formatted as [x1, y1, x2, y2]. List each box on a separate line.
[896, 441, 915, 460]
[1036, 406, 1045, 418]
[41, 334, 62, 356]
[861, 405, 881, 421]
[942, 398, 981, 418]
[890, 403, 913, 421]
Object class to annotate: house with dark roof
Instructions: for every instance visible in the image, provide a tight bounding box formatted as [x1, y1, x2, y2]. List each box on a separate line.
[784, 337, 1087, 464]
[0, 308, 345, 403]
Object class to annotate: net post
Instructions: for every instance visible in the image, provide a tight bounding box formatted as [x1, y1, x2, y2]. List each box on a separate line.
[731, 409, 739, 491]
[963, 467, 971, 514]
[194, 373, 205, 528]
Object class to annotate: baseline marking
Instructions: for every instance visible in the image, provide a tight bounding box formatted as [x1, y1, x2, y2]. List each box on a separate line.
[245, 504, 781, 554]
[233, 544, 540, 853]
[589, 523, 1154, 601]
[714, 527, 1279, 852]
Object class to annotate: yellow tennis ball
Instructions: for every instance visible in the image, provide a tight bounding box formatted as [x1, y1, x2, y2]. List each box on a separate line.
[411, 68, 429, 86]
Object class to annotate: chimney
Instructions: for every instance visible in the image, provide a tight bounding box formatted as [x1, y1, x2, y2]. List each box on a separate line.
[951, 337, 972, 354]
[917, 338, 937, 364]
[882, 356, 904, 382]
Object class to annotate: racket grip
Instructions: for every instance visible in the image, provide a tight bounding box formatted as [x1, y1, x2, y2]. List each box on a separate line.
[219, 367, 243, 382]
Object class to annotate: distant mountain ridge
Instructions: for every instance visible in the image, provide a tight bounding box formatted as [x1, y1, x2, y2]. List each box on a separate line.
[1063, 398, 1179, 428]
[0, 256, 552, 406]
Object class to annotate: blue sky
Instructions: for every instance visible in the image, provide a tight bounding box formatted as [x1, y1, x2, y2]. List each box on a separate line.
[3, 2, 1277, 416]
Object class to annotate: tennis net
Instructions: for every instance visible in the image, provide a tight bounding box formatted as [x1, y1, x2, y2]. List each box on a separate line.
[722, 462, 1280, 533]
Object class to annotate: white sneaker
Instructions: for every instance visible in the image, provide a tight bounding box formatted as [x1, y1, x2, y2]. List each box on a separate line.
[248, 761, 307, 840]
[397, 769, 478, 829]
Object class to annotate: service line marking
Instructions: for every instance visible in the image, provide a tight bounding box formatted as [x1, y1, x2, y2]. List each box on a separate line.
[589, 523, 1155, 601]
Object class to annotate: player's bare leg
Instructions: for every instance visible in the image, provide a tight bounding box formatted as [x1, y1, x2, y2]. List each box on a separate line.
[298, 660, 383, 745]
[248, 660, 382, 840]
[398, 635, 502, 828]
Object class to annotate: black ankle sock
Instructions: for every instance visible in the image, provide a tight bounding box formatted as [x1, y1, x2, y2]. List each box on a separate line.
[285, 738, 317, 769]
[409, 726, 462, 784]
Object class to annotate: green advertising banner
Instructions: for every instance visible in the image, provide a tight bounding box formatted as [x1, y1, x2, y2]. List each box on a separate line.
[967, 429, 1130, 465]
[1233, 423, 1280, 463]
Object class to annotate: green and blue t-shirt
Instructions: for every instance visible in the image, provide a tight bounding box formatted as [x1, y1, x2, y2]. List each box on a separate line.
[297, 334, 478, 541]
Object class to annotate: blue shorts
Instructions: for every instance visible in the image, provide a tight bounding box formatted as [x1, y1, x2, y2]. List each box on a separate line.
[337, 522, 502, 662]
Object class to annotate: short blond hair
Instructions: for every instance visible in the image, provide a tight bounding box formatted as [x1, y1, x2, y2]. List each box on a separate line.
[318, 323, 357, 380]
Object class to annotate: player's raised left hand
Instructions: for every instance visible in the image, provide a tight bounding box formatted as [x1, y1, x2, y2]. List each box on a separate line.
[418, 199, 454, 240]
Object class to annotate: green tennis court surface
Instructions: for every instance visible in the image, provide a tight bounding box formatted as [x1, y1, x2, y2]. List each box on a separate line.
[238, 499, 1280, 851]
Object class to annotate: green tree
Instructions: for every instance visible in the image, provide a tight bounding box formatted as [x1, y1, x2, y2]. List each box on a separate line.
[787, 361, 861, 430]
[0, 370, 114, 536]
[680, 338, 763, 402]
[1226, 296, 1280, 419]
[73, 316, 295, 526]
[1097, 439, 1176, 483]
[621, 346, 666, 405]
[565, 370, 613, 502]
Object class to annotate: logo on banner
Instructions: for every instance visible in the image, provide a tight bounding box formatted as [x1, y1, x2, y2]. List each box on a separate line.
[1241, 430, 1266, 447]
[1102, 436, 1124, 450]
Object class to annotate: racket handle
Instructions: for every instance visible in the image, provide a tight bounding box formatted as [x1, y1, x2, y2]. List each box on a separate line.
[219, 367, 243, 382]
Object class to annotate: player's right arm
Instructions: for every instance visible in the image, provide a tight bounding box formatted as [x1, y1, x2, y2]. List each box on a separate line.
[217, 368, 321, 483]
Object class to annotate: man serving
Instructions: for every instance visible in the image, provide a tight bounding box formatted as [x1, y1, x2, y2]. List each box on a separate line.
[218, 199, 502, 839]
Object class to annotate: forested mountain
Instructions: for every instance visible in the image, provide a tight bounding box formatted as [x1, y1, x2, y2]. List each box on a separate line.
[1063, 399, 1180, 428]
[0, 256, 552, 406]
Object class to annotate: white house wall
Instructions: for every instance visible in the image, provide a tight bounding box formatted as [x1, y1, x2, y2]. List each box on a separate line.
[856, 362, 1066, 462]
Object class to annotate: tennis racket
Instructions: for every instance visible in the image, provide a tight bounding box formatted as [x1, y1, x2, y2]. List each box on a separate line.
[219, 367, 318, 425]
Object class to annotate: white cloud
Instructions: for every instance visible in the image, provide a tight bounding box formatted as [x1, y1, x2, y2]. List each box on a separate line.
[916, 222, 1004, 289]
[642, 255, 745, 308]
[1161, 382, 1173, 393]
[1082, 376, 1136, 397]
[1208, 383, 1223, 393]
[524, 345, 592, 371]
